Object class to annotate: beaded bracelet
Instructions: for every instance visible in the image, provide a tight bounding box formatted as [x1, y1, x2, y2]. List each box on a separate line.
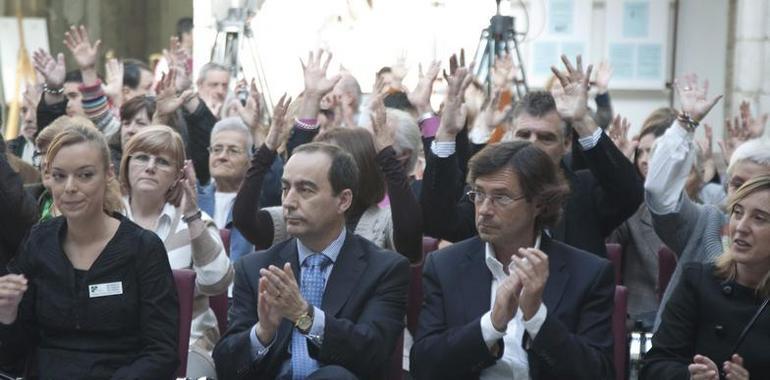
[676, 112, 699, 132]
[43, 83, 64, 95]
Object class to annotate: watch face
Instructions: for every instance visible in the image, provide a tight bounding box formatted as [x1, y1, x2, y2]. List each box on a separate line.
[297, 315, 312, 331]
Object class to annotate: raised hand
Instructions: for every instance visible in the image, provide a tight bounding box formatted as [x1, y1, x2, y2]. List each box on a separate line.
[154, 68, 196, 117]
[103, 58, 124, 103]
[551, 54, 593, 123]
[264, 93, 292, 151]
[674, 73, 722, 124]
[164, 36, 193, 92]
[32, 49, 66, 90]
[391, 52, 409, 83]
[739, 100, 767, 138]
[491, 52, 516, 90]
[608, 114, 637, 159]
[407, 60, 441, 115]
[63, 25, 101, 70]
[436, 54, 474, 142]
[719, 115, 753, 166]
[0, 274, 28, 325]
[300, 49, 341, 97]
[696, 123, 714, 162]
[593, 60, 613, 95]
[370, 78, 393, 153]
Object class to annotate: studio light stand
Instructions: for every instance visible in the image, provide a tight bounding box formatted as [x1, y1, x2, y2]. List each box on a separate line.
[472, 0, 529, 98]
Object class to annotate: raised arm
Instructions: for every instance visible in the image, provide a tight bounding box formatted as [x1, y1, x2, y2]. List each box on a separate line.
[63, 25, 119, 139]
[32, 49, 67, 131]
[370, 89, 422, 263]
[644, 74, 722, 252]
[420, 55, 478, 241]
[232, 95, 292, 249]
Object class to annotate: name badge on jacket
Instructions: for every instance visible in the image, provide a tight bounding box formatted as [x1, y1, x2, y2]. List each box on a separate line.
[88, 282, 123, 298]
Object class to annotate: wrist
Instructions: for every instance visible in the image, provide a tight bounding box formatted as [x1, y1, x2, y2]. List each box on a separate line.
[255, 322, 275, 345]
[572, 115, 598, 137]
[182, 209, 202, 223]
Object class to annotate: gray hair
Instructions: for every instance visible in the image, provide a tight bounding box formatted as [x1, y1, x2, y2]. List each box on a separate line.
[197, 62, 230, 84]
[388, 108, 421, 175]
[727, 138, 770, 176]
[210, 117, 253, 156]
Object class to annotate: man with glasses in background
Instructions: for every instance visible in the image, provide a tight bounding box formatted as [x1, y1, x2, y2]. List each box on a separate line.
[410, 141, 615, 379]
[197, 117, 282, 264]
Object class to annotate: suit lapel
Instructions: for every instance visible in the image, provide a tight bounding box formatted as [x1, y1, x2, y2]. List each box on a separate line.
[322, 234, 366, 317]
[541, 235, 569, 312]
[461, 238, 493, 323]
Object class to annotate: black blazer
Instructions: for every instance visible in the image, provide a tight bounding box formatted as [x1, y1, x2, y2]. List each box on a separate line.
[212, 232, 409, 379]
[420, 133, 643, 257]
[410, 235, 615, 380]
[641, 263, 770, 379]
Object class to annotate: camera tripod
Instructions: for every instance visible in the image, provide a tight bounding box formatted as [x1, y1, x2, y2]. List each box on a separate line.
[472, 0, 529, 98]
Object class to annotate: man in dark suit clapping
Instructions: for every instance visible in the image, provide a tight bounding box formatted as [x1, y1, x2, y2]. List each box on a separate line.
[214, 142, 409, 380]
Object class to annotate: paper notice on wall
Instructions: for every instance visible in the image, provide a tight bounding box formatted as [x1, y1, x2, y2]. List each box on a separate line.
[603, 0, 669, 89]
[549, 0, 574, 34]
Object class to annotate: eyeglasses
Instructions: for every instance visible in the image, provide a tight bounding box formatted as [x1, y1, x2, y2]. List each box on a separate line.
[207, 145, 245, 156]
[466, 190, 525, 208]
[129, 153, 174, 171]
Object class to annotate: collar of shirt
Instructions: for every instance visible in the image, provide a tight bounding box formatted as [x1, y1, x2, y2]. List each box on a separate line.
[296, 228, 347, 266]
[122, 196, 177, 239]
[484, 233, 542, 280]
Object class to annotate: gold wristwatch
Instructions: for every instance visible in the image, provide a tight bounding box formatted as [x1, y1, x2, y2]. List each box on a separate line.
[295, 303, 314, 334]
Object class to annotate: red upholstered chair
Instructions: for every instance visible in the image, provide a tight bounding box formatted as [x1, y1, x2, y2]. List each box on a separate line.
[387, 330, 405, 380]
[657, 246, 677, 302]
[613, 285, 629, 380]
[606, 243, 623, 285]
[219, 229, 231, 257]
[209, 293, 229, 335]
[173, 269, 196, 379]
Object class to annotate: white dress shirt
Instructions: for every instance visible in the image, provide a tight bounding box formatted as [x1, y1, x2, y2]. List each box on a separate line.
[479, 235, 547, 380]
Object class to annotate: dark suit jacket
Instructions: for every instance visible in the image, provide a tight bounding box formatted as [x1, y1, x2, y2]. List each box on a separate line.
[420, 133, 643, 257]
[6, 136, 28, 159]
[410, 235, 615, 380]
[212, 233, 409, 379]
[641, 263, 770, 379]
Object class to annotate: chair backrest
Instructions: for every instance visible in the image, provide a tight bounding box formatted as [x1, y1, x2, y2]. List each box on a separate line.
[613, 285, 629, 380]
[422, 236, 439, 256]
[387, 330, 404, 380]
[657, 246, 677, 302]
[606, 243, 623, 285]
[220, 228, 231, 257]
[173, 269, 196, 378]
[209, 293, 229, 335]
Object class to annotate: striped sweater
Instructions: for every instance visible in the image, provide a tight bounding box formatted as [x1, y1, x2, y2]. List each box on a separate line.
[123, 200, 234, 355]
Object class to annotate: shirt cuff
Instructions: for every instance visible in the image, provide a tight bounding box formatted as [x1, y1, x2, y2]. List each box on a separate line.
[522, 303, 547, 340]
[578, 127, 603, 151]
[249, 324, 273, 360]
[430, 140, 456, 158]
[305, 307, 325, 347]
[480, 310, 507, 349]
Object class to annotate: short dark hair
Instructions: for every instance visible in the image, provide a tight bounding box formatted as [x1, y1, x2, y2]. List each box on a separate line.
[120, 95, 156, 122]
[467, 141, 570, 231]
[293, 142, 360, 198]
[64, 70, 83, 84]
[122, 58, 152, 89]
[512, 91, 570, 138]
[176, 17, 193, 38]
